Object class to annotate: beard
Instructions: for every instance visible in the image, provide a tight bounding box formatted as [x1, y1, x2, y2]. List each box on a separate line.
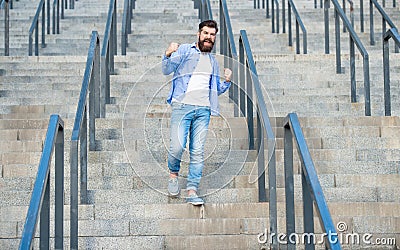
[198, 37, 214, 52]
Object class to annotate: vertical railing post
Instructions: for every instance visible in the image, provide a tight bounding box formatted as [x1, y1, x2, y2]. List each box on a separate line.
[57, 0, 60, 33]
[53, 0, 60, 34]
[35, 21, 39, 55]
[239, 39, 246, 117]
[284, 123, 295, 250]
[342, 0, 346, 32]
[276, 1, 280, 33]
[247, 63, 254, 150]
[89, 61, 97, 151]
[282, 0, 286, 33]
[302, 168, 315, 250]
[55, 124, 64, 249]
[121, 0, 128, 55]
[128, 0, 132, 32]
[256, 111, 266, 202]
[360, 0, 364, 32]
[382, 18, 387, 47]
[272, 0, 275, 33]
[303, 31, 308, 54]
[70, 138, 78, 250]
[81, 107, 88, 204]
[296, 21, 300, 54]
[370, 0, 375, 45]
[61, 0, 64, 19]
[288, 2, 292, 46]
[40, 178, 50, 249]
[100, 52, 108, 117]
[219, 0, 225, 57]
[112, 0, 117, 60]
[4, 0, 9, 56]
[324, 0, 330, 54]
[94, 36, 101, 119]
[350, 1, 354, 29]
[363, 56, 371, 116]
[52, 0, 55, 34]
[350, 38, 356, 103]
[46, 0, 51, 34]
[334, 9, 342, 73]
[41, 1, 46, 48]
[268, 139, 277, 249]
[47, 0, 50, 35]
[383, 33, 391, 116]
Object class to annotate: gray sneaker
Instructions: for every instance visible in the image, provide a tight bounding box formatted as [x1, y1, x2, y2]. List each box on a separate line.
[168, 177, 180, 197]
[186, 193, 204, 206]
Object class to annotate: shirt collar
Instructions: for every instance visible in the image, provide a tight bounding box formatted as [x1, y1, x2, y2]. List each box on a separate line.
[191, 42, 200, 52]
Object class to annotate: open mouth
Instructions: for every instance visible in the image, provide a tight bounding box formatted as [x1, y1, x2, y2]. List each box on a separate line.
[204, 40, 213, 46]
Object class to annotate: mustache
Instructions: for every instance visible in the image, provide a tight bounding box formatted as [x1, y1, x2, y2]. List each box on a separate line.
[202, 38, 214, 45]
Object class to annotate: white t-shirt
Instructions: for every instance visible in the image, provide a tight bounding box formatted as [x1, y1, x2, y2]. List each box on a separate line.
[177, 53, 212, 107]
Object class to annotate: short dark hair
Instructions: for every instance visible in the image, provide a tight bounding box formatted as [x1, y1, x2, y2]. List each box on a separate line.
[199, 20, 218, 34]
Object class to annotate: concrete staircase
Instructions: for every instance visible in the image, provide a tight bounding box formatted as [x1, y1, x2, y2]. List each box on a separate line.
[0, 0, 399, 249]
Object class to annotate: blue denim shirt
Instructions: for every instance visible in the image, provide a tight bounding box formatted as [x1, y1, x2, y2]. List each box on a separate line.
[162, 42, 231, 116]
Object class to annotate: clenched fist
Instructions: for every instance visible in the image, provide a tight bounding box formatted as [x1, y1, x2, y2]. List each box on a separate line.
[224, 68, 232, 82]
[165, 42, 180, 57]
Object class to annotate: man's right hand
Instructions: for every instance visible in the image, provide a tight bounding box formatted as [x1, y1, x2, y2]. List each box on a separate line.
[165, 42, 180, 57]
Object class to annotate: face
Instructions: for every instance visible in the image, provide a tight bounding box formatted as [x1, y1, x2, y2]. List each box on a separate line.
[197, 26, 217, 52]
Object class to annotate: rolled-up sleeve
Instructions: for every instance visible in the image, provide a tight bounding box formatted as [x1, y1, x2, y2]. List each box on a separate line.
[217, 79, 231, 95]
[162, 53, 180, 75]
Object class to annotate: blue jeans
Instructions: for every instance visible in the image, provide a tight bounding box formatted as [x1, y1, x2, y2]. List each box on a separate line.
[168, 102, 211, 191]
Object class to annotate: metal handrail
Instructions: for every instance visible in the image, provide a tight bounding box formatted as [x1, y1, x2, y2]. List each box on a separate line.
[2, 0, 9, 56]
[239, 30, 278, 249]
[19, 115, 65, 249]
[28, 0, 69, 55]
[286, 0, 307, 54]
[383, 28, 400, 116]
[254, 0, 279, 32]
[254, 0, 266, 10]
[28, 0, 46, 56]
[52, 0, 61, 34]
[283, 113, 341, 250]
[324, 0, 371, 116]
[70, 31, 100, 250]
[121, 0, 135, 55]
[1, 0, 13, 9]
[101, 0, 117, 118]
[381, 0, 397, 7]
[315, 0, 323, 8]
[271, 0, 279, 33]
[369, 0, 399, 52]
[342, 0, 354, 33]
[254, 0, 270, 21]
[219, 0, 238, 116]
[197, 0, 213, 21]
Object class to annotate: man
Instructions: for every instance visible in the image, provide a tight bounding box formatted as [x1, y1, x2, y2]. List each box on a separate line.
[161, 20, 232, 205]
